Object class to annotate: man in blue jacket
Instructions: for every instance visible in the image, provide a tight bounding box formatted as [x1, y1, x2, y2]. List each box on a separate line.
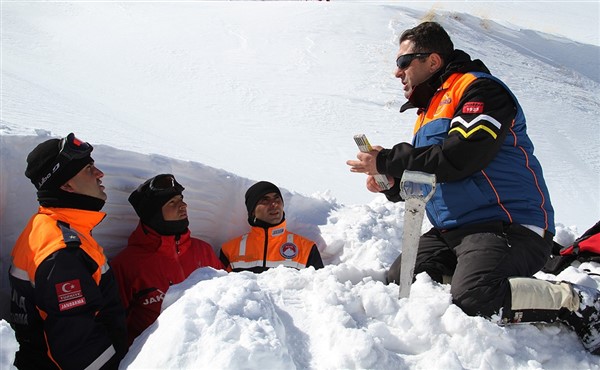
[347, 21, 599, 354]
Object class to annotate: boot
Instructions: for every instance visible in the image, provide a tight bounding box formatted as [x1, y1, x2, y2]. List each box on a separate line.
[560, 283, 600, 355]
[507, 278, 600, 354]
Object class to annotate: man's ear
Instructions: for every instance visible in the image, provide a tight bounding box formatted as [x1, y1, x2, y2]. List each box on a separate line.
[429, 53, 444, 73]
[60, 182, 75, 193]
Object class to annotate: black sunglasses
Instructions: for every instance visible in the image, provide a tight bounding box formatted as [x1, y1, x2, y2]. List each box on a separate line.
[396, 53, 432, 70]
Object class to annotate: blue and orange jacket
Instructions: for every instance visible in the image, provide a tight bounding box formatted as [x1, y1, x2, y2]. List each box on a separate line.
[9, 206, 127, 370]
[377, 50, 554, 234]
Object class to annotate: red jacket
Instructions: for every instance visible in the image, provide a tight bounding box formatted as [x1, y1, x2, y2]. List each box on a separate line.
[111, 223, 223, 344]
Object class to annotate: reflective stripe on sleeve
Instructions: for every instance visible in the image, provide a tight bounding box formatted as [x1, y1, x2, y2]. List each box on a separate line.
[84, 344, 116, 370]
[239, 234, 249, 256]
[9, 265, 32, 285]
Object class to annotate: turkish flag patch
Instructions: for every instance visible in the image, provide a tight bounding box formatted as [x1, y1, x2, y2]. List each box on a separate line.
[463, 102, 484, 114]
[55, 279, 86, 311]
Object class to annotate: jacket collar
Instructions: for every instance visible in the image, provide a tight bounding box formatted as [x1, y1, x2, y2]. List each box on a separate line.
[128, 222, 191, 252]
[38, 206, 106, 232]
[400, 49, 491, 112]
[250, 219, 288, 237]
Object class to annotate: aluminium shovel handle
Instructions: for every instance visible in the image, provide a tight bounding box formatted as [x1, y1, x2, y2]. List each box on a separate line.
[399, 171, 436, 202]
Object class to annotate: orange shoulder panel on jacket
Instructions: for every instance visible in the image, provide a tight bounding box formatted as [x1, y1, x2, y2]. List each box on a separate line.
[413, 73, 478, 135]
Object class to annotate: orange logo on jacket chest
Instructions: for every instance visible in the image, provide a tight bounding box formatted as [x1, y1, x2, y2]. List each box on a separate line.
[434, 96, 453, 117]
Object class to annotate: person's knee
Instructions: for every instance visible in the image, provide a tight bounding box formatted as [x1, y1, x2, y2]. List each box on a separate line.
[415, 262, 445, 284]
[385, 255, 446, 285]
[453, 292, 497, 317]
[452, 282, 509, 318]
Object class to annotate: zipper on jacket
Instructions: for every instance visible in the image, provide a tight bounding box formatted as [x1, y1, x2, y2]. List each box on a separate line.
[173, 234, 186, 281]
[262, 228, 269, 268]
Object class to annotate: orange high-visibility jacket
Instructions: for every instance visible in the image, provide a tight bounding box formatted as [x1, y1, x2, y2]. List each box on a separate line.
[9, 206, 127, 370]
[220, 220, 322, 273]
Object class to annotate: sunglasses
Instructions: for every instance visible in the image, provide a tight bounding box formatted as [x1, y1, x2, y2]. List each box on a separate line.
[396, 53, 432, 70]
[58, 133, 93, 161]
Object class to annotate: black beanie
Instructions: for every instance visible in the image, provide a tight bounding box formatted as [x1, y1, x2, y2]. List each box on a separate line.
[244, 181, 283, 218]
[128, 174, 185, 225]
[25, 134, 93, 190]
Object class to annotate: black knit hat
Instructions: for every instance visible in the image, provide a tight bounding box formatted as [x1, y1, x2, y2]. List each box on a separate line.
[244, 181, 283, 217]
[128, 174, 185, 224]
[25, 133, 94, 190]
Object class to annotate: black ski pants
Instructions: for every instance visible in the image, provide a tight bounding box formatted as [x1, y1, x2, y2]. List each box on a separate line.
[387, 222, 553, 317]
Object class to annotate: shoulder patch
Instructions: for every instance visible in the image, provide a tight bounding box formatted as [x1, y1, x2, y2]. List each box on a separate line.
[280, 243, 298, 259]
[55, 279, 86, 311]
[463, 102, 484, 114]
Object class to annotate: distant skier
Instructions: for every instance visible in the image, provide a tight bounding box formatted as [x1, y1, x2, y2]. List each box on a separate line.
[220, 181, 324, 273]
[346, 21, 599, 354]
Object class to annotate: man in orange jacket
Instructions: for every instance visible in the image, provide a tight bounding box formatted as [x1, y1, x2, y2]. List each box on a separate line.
[220, 181, 323, 273]
[8, 133, 127, 369]
[111, 174, 224, 345]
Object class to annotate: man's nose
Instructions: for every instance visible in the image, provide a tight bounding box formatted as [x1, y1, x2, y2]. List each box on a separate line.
[395, 67, 404, 79]
[94, 167, 104, 178]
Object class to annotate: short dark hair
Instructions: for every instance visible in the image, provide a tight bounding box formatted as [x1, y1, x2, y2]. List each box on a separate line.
[399, 22, 454, 60]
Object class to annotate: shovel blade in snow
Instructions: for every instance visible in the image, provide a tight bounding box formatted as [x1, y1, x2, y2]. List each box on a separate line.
[398, 171, 436, 299]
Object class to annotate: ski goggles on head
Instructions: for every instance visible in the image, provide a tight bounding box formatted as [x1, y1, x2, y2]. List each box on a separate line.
[35, 133, 93, 189]
[58, 133, 93, 161]
[396, 52, 432, 70]
[145, 174, 184, 196]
